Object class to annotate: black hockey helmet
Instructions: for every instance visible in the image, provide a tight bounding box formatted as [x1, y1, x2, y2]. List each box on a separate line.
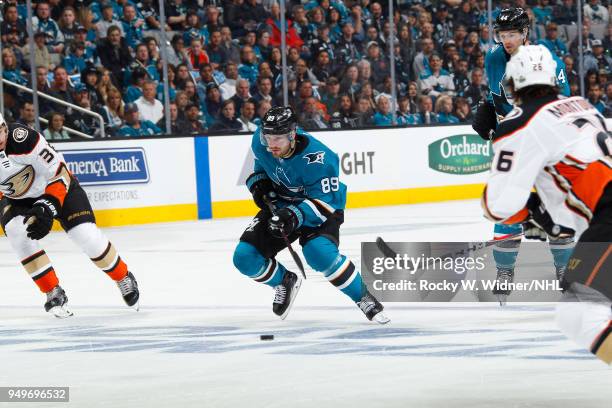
[261, 106, 297, 136]
[494, 8, 530, 33]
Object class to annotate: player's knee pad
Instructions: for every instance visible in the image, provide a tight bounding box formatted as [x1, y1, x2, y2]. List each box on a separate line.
[4, 216, 40, 257]
[233, 241, 266, 277]
[302, 236, 340, 273]
[66, 222, 108, 257]
[548, 236, 575, 268]
[556, 300, 612, 364]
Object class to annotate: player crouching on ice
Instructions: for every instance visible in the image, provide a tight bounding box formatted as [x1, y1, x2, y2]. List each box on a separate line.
[232, 106, 389, 323]
[481, 45, 611, 364]
[0, 114, 139, 317]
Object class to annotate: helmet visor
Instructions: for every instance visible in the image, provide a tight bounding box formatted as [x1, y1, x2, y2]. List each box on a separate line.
[494, 28, 527, 44]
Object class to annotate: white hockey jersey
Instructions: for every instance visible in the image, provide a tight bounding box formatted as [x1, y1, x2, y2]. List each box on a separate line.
[0, 124, 71, 205]
[482, 95, 612, 236]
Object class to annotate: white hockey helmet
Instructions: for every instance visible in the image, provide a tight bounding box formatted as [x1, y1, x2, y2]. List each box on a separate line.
[506, 45, 558, 91]
[0, 112, 7, 138]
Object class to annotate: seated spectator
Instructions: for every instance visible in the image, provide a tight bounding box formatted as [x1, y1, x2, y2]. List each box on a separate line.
[67, 84, 102, 137]
[588, 83, 606, 114]
[253, 99, 272, 126]
[329, 94, 358, 129]
[354, 96, 374, 127]
[58, 6, 80, 50]
[463, 68, 487, 108]
[604, 82, 612, 116]
[164, 0, 187, 31]
[97, 25, 132, 90]
[1, 4, 27, 46]
[230, 78, 253, 113]
[124, 68, 148, 103]
[416, 95, 438, 125]
[299, 97, 328, 129]
[48, 66, 75, 115]
[553, 0, 578, 25]
[183, 11, 209, 46]
[294, 58, 320, 86]
[209, 100, 242, 133]
[396, 95, 420, 125]
[125, 43, 159, 85]
[185, 102, 207, 134]
[373, 95, 394, 126]
[99, 87, 124, 133]
[205, 30, 228, 70]
[156, 102, 191, 135]
[538, 22, 568, 58]
[139, 0, 163, 30]
[95, 4, 124, 39]
[187, 38, 210, 71]
[23, 31, 53, 71]
[62, 41, 87, 75]
[454, 97, 474, 123]
[340, 64, 362, 100]
[321, 77, 341, 114]
[584, 0, 609, 25]
[435, 95, 460, 124]
[182, 80, 201, 109]
[240, 0, 269, 33]
[118, 103, 161, 136]
[43, 112, 70, 140]
[252, 76, 274, 105]
[220, 26, 241, 64]
[18, 101, 37, 128]
[96, 68, 116, 103]
[418, 53, 455, 97]
[358, 81, 377, 112]
[168, 35, 191, 68]
[238, 45, 260, 86]
[237, 100, 258, 132]
[533, 0, 554, 25]
[570, 21, 596, 56]
[157, 64, 177, 103]
[122, 3, 144, 50]
[204, 84, 223, 123]
[254, 30, 272, 63]
[2, 48, 27, 86]
[33, 1, 64, 54]
[267, 2, 303, 49]
[135, 80, 164, 124]
[81, 66, 104, 111]
[357, 59, 373, 85]
[204, 5, 223, 33]
[312, 50, 333, 83]
[224, 0, 246, 38]
[584, 40, 612, 75]
[174, 91, 190, 119]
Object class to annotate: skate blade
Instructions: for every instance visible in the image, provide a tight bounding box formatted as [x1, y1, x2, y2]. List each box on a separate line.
[128, 301, 140, 312]
[48, 305, 73, 319]
[372, 312, 391, 324]
[495, 294, 508, 306]
[279, 278, 302, 321]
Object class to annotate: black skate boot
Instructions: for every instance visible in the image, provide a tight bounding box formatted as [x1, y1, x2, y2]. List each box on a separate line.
[117, 272, 140, 310]
[356, 289, 390, 324]
[272, 271, 302, 320]
[492, 267, 514, 306]
[44, 285, 73, 318]
[555, 265, 567, 292]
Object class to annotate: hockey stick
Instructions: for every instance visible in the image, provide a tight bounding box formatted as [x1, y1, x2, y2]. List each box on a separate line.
[375, 232, 525, 260]
[263, 195, 307, 280]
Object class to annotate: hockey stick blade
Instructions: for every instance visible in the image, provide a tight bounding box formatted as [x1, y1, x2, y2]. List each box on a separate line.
[375, 232, 524, 259]
[263, 196, 307, 280]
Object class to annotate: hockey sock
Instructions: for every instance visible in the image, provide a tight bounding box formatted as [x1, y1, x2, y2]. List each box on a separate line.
[548, 236, 576, 269]
[67, 223, 128, 281]
[5, 216, 59, 293]
[493, 223, 522, 270]
[233, 241, 286, 287]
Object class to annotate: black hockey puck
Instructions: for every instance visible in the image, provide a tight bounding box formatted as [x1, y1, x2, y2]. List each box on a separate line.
[260, 334, 274, 341]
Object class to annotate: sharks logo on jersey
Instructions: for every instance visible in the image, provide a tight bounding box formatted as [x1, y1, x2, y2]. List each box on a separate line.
[491, 74, 514, 117]
[272, 166, 302, 193]
[303, 151, 326, 165]
[0, 165, 35, 197]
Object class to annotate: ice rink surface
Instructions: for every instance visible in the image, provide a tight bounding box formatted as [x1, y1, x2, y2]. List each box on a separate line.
[0, 200, 610, 408]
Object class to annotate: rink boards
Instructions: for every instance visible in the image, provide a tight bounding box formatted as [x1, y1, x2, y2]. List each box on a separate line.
[17, 125, 492, 228]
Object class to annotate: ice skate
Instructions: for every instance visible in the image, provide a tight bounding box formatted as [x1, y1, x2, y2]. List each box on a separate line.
[44, 285, 73, 318]
[117, 271, 140, 310]
[493, 268, 514, 306]
[273, 271, 301, 320]
[356, 290, 390, 324]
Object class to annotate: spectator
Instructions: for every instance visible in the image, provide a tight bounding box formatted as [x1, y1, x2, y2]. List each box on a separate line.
[43, 112, 70, 140]
[533, 0, 554, 25]
[168, 36, 191, 68]
[294, 58, 320, 86]
[220, 26, 241, 64]
[418, 53, 455, 97]
[204, 5, 223, 33]
[135, 80, 164, 124]
[32, 1, 64, 54]
[238, 45, 259, 86]
[254, 99, 273, 126]
[312, 50, 333, 83]
[413, 38, 435, 80]
[118, 103, 161, 136]
[300, 96, 329, 129]
[538, 22, 568, 58]
[252, 77, 274, 105]
[588, 83, 606, 113]
[454, 1, 480, 33]
[62, 41, 87, 75]
[340, 64, 361, 100]
[58, 6, 80, 49]
[183, 11, 209, 47]
[205, 84, 223, 122]
[354, 96, 374, 126]
[175, 91, 190, 119]
[417, 95, 438, 124]
[604, 82, 612, 114]
[121, 4, 144, 50]
[254, 30, 272, 63]
[396, 95, 420, 125]
[435, 95, 460, 124]
[584, 0, 609, 25]
[553, 0, 578, 25]
[67, 84, 102, 137]
[18, 101, 37, 128]
[365, 41, 390, 86]
[23, 32, 53, 71]
[187, 38, 209, 71]
[230, 79, 253, 113]
[205, 30, 228, 69]
[97, 68, 117, 104]
[99, 87, 124, 133]
[124, 68, 148, 104]
[1, 4, 26, 46]
[373, 95, 394, 126]
[329, 94, 358, 128]
[95, 4, 124, 40]
[219, 62, 238, 100]
[321, 77, 341, 114]
[48, 66, 74, 115]
[156, 102, 191, 135]
[81, 66, 104, 111]
[139, 0, 163, 31]
[432, 4, 453, 46]
[185, 102, 207, 134]
[584, 40, 612, 75]
[463, 68, 487, 108]
[604, 24, 612, 52]
[97, 25, 132, 90]
[570, 20, 596, 56]
[209, 100, 242, 132]
[165, 0, 187, 31]
[452, 58, 470, 97]
[337, 22, 363, 68]
[237, 100, 258, 132]
[454, 97, 474, 123]
[267, 2, 304, 49]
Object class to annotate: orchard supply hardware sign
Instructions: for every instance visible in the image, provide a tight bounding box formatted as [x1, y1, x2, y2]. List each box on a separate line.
[428, 134, 493, 175]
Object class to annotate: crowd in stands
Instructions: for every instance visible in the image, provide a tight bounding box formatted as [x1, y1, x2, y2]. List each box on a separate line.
[1, 0, 612, 139]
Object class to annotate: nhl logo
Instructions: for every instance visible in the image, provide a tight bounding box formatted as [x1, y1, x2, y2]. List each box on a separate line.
[12, 128, 28, 143]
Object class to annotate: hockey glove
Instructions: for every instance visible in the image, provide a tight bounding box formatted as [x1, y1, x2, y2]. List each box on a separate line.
[522, 220, 548, 241]
[268, 206, 301, 238]
[246, 173, 276, 210]
[23, 196, 59, 240]
[472, 100, 497, 141]
[525, 193, 574, 239]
